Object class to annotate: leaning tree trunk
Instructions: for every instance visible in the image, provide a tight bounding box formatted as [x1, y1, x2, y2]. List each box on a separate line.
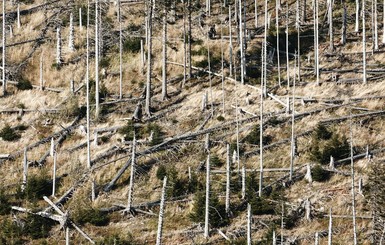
[161, 1, 168, 101]
[145, 0, 153, 116]
[204, 154, 210, 238]
[2, 0, 6, 96]
[95, 0, 100, 118]
[362, 0, 367, 84]
[155, 176, 167, 245]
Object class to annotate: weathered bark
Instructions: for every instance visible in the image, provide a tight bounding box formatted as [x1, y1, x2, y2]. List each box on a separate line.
[79, 7, 82, 30]
[328, 0, 333, 50]
[56, 26, 62, 65]
[17, 3, 20, 28]
[187, 0, 192, 79]
[285, 2, 290, 87]
[22, 147, 27, 191]
[247, 203, 251, 245]
[276, 0, 281, 87]
[126, 137, 136, 213]
[155, 176, 167, 245]
[254, 0, 258, 28]
[86, 0, 91, 169]
[95, 0, 100, 118]
[2, 0, 6, 96]
[242, 166, 246, 199]
[204, 154, 210, 238]
[383, 0, 385, 44]
[350, 110, 358, 244]
[328, 208, 332, 245]
[239, 0, 245, 84]
[68, 13, 74, 51]
[259, 66, 264, 195]
[119, 0, 123, 100]
[225, 143, 231, 215]
[341, 2, 347, 45]
[52, 152, 57, 196]
[229, 5, 233, 77]
[161, 0, 168, 100]
[315, 0, 319, 85]
[374, 0, 378, 50]
[145, 0, 153, 116]
[355, 0, 360, 32]
[290, 52, 296, 180]
[362, 0, 367, 84]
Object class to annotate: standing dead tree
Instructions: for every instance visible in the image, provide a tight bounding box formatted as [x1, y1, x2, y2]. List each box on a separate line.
[204, 154, 210, 238]
[95, 0, 100, 118]
[349, 108, 358, 244]
[161, 0, 168, 100]
[362, 0, 367, 84]
[56, 26, 62, 65]
[156, 176, 167, 245]
[2, 0, 6, 96]
[145, 0, 153, 116]
[125, 137, 136, 213]
[68, 12, 74, 51]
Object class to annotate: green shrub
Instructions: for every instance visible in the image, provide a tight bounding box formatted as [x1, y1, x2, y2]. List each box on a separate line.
[210, 155, 223, 167]
[312, 165, 331, 182]
[309, 134, 349, 164]
[123, 38, 141, 53]
[0, 125, 20, 141]
[100, 57, 111, 68]
[73, 208, 109, 226]
[24, 214, 55, 239]
[16, 79, 33, 90]
[0, 191, 11, 215]
[243, 124, 272, 145]
[24, 175, 52, 201]
[156, 165, 167, 180]
[0, 218, 24, 244]
[190, 191, 229, 228]
[141, 123, 164, 146]
[119, 120, 136, 141]
[96, 233, 136, 245]
[313, 124, 332, 141]
[216, 115, 225, 121]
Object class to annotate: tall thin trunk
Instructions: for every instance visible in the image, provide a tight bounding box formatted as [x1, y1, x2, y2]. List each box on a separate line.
[239, 0, 245, 84]
[141, 39, 145, 74]
[40, 52, 44, 90]
[162, 1, 168, 100]
[86, 0, 91, 169]
[247, 203, 252, 245]
[79, 7, 82, 30]
[17, 3, 20, 29]
[290, 52, 296, 180]
[56, 26, 62, 65]
[328, 208, 333, 245]
[182, 1, 187, 87]
[235, 99, 240, 172]
[126, 137, 136, 212]
[315, 232, 319, 245]
[276, 0, 281, 87]
[156, 176, 167, 245]
[296, 0, 301, 83]
[383, 0, 385, 43]
[259, 49, 264, 196]
[229, 5, 233, 77]
[204, 154, 210, 238]
[241, 166, 246, 199]
[52, 152, 57, 197]
[285, 2, 289, 88]
[341, 2, 347, 45]
[263, 0, 268, 95]
[302, 0, 306, 22]
[221, 5, 225, 114]
[355, 0, 360, 32]
[119, 0, 123, 99]
[2, 0, 5, 96]
[254, 0, 258, 28]
[328, 0, 333, 50]
[363, 0, 367, 84]
[188, 0, 192, 78]
[374, 0, 378, 50]
[69, 13, 75, 51]
[207, 36, 213, 116]
[350, 108, 358, 244]
[315, 0, 319, 85]
[281, 203, 284, 244]
[225, 144, 231, 215]
[22, 147, 27, 191]
[95, 0, 100, 118]
[145, 0, 153, 116]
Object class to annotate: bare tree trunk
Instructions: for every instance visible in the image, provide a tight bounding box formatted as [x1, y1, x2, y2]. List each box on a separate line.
[276, 0, 281, 87]
[95, 0, 100, 118]
[254, 0, 258, 28]
[328, 208, 333, 245]
[40, 52, 44, 90]
[383, 0, 385, 44]
[156, 176, 167, 245]
[225, 143, 231, 215]
[22, 147, 27, 191]
[141, 39, 145, 74]
[17, 3, 20, 29]
[207, 36, 213, 116]
[290, 52, 296, 180]
[50, 137, 55, 157]
[373, 0, 378, 50]
[302, 0, 306, 22]
[52, 152, 57, 197]
[69, 13, 75, 51]
[220, 6, 225, 114]
[206, 0, 210, 16]
[281, 203, 284, 244]
[242, 166, 246, 199]
[263, 0, 267, 96]
[273, 230, 276, 245]
[239, 0, 245, 84]
[188, 0, 192, 79]
[56, 27, 62, 65]
[355, 0, 360, 32]
[91, 177, 96, 202]
[259, 54, 264, 196]
[341, 2, 347, 45]
[79, 7, 82, 30]
[66, 226, 70, 245]
[328, 0, 333, 50]
[229, 5, 233, 77]
[285, 2, 289, 88]
[363, 0, 367, 84]
[305, 163, 312, 183]
[182, 1, 187, 87]
[235, 99, 240, 172]
[145, 0, 153, 116]
[247, 203, 251, 245]
[162, 1, 168, 101]
[119, 0, 123, 100]
[126, 137, 136, 213]
[2, 0, 5, 96]
[86, 0, 91, 169]
[315, 232, 319, 245]
[204, 154, 210, 238]
[315, 0, 319, 85]
[350, 109, 358, 244]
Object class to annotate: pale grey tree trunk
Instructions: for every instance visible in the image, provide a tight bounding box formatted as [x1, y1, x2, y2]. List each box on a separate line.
[69, 13, 75, 51]
[235, 99, 240, 172]
[40, 52, 44, 90]
[329, 155, 335, 170]
[52, 152, 57, 197]
[50, 137, 55, 157]
[285, 2, 289, 88]
[145, 0, 153, 116]
[141, 39, 145, 74]
[247, 203, 251, 245]
[229, 5, 233, 77]
[22, 147, 28, 191]
[315, 232, 319, 245]
[239, 0, 245, 84]
[363, 0, 367, 84]
[281, 203, 284, 244]
[259, 54, 264, 196]
[162, 1, 168, 101]
[207, 39, 213, 116]
[302, 0, 306, 22]
[383, 0, 385, 43]
[91, 177, 96, 202]
[2, 0, 5, 96]
[56, 27, 62, 66]
[373, 0, 378, 50]
[315, 0, 319, 85]
[305, 163, 312, 183]
[126, 137, 136, 212]
[328, 208, 333, 245]
[263, 0, 267, 96]
[328, 0, 333, 50]
[95, 0, 100, 118]
[86, 0, 91, 169]
[290, 52, 296, 180]
[341, 3, 347, 45]
[355, 0, 360, 32]
[276, 0, 281, 87]
[156, 176, 167, 245]
[254, 0, 258, 28]
[273, 230, 276, 245]
[204, 154, 210, 238]
[350, 109, 358, 244]
[79, 7, 82, 30]
[188, 0, 192, 79]
[220, 6, 225, 114]
[225, 143, 231, 215]
[17, 3, 20, 29]
[206, 0, 210, 16]
[305, 198, 311, 221]
[358, 177, 363, 195]
[182, 1, 187, 87]
[242, 166, 246, 199]
[119, 0, 123, 100]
